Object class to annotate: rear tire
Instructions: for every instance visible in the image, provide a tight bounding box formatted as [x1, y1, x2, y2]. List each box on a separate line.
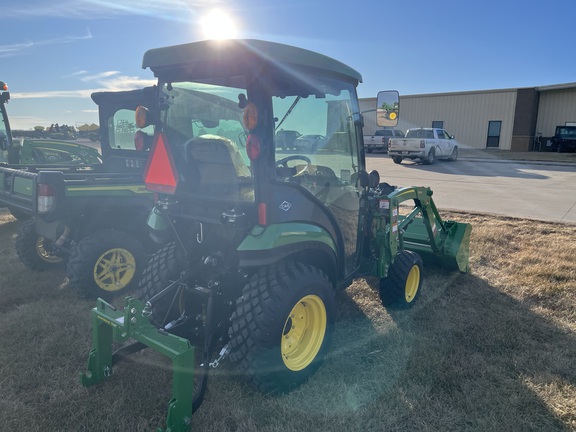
[424, 148, 436, 165]
[229, 262, 335, 394]
[67, 229, 146, 300]
[392, 156, 403, 164]
[15, 218, 65, 271]
[379, 250, 423, 309]
[136, 242, 187, 327]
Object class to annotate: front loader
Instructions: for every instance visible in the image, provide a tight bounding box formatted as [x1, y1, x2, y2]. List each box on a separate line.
[80, 39, 471, 431]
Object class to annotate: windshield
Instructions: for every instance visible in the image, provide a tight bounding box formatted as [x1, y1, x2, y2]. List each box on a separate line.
[556, 127, 576, 139]
[158, 80, 253, 201]
[159, 81, 249, 165]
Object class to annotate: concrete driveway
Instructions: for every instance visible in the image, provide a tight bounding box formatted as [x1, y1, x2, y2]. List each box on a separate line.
[366, 154, 576, 224]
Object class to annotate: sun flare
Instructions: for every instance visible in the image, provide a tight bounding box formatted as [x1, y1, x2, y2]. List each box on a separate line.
[201, 9, 238, 40]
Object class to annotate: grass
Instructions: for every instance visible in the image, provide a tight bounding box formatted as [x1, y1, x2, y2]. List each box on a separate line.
[0, 208, 575, 431]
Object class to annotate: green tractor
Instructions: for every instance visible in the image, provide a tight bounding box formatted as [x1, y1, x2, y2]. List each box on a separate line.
[81, 39, 471, 431]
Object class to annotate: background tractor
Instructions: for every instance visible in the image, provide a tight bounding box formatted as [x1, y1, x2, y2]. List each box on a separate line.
[81, 39, 471, 432]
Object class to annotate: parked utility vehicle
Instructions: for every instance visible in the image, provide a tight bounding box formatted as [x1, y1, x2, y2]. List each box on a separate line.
[388, 127, 459, 164]
[364, 128, 405, 153]
[0, 86, 157, 298]
[81, 39, 471, 432]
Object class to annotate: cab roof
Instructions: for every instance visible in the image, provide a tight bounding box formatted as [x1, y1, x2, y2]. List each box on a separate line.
[141, 39, 362, 85]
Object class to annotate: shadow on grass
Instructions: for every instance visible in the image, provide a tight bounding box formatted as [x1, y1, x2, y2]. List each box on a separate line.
[0, 267, 574, 431]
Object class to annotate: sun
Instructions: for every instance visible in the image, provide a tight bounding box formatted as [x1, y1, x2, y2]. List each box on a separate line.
[201, 9, 238, 40]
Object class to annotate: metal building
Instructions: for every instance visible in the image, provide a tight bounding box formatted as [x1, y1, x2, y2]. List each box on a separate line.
[360, 82, 576, 151]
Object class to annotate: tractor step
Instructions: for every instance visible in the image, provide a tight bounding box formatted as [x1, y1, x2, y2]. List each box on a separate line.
[80, 297, 195, 432]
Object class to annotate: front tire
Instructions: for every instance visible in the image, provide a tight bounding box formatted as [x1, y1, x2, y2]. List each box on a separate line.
[67, 229, 146, 299]
[379, 250, 423, 309]
[229, 262, 335, 394]
[448, 146, 458, 161]
[15, 218, 65, 271]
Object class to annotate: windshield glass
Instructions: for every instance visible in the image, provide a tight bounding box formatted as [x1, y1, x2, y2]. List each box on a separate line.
[159, 81, 249, 164]
[158, 80, 253, 201]
[273, 79, 361, 187]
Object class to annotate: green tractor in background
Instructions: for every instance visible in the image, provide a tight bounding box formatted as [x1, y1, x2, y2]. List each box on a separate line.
[81, 39, 471, 431]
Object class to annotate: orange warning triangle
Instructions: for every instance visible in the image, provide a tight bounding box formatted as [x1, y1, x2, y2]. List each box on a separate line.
[144, 132, 179, 194]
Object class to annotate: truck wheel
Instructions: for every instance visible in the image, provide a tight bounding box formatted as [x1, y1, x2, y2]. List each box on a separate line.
[67, 229, 146, 299]
[392, 156, 403, 164]
[379, 250, 423, 309]
[366, 147, 373, 153]
[136, 242, 186, 327]
[424, 148, 436, 165]
[15, 219, 65, 271]
[228, 262, 335, 394]
[448, 146, 458, 161]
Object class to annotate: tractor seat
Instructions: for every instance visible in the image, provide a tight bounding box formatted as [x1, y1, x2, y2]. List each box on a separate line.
[185, 135, 253, 200]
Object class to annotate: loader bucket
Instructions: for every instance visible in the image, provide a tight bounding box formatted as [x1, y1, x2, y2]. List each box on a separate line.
[402, 217, 472, 272]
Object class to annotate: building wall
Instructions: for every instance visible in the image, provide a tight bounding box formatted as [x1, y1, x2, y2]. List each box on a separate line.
[536, 87, 576, 137]
[361, 90, 518, 150]
[361, 83, 576, 152]
[511, 88, 539, 151]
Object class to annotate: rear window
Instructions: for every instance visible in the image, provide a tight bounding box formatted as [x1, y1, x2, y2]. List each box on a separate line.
[375, 130, 391, 137]
[406, 129, 434, 139]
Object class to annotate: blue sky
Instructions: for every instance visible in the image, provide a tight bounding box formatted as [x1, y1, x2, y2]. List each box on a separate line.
[2, 0, 575, 130]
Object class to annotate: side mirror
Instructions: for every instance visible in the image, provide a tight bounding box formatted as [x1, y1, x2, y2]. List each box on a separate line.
[376, 90, 399, 127]
[368, 170, 380, 189]
[0, 91, 10, 104]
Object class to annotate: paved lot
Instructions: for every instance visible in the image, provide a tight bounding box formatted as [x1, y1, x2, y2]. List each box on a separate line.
[366, 153, 576, 224]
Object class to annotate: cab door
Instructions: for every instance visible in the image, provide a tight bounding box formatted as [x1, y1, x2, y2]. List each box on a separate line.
[270, 86, 363, 278]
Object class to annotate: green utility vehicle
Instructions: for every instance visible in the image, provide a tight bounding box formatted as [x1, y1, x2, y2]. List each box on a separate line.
[0, 86, 157, 298]
[81, 39, 471, 431]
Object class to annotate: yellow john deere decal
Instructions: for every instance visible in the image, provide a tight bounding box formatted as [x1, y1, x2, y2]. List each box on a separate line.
[66, 185, 151, 194]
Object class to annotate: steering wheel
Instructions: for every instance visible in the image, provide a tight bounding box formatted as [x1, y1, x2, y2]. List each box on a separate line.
[276, 155, 311, 168]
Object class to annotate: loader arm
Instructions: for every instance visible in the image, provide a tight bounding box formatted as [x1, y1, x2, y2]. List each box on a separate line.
[372, 186, 471, 277]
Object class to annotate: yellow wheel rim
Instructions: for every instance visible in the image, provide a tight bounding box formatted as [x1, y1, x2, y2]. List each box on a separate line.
[93, 248, 136, 292]
[36, 237, 64, 264]
[405, 265, 420, 303]
[281, 294, 327, 372]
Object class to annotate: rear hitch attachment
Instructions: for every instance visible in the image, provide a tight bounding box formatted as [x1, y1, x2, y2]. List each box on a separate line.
[80, 297, 196, 432]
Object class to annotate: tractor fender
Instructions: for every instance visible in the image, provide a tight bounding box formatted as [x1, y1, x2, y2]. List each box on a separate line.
[237, 222, 338, 282]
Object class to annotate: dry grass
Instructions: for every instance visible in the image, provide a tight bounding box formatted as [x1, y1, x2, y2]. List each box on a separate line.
[0, 208, 575, 431]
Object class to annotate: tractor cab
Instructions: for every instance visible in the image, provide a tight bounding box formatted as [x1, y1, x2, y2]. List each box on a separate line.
[143, 39, 374, 282]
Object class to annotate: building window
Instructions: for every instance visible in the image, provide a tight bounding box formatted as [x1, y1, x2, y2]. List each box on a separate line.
[487, 121, 501, 148]
[432, 121, 443, 129]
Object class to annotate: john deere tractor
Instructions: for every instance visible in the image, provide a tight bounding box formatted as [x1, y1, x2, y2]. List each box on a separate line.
[81, 39, 471, 431]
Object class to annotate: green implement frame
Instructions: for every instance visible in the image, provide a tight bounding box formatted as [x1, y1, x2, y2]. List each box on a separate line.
[80, 297, 196, 432]
[371, 186, 471, 277]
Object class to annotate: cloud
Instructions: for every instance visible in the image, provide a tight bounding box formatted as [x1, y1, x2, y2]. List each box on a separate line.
[11, 73, 156, 99]
[0, 29, 92, 58]
[0, 41, 34, 58]
[5, 0, 226, 19]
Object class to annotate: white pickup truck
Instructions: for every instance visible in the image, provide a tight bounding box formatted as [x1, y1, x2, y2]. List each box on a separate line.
[388, 127, 459, 164]
[363, 128, 405, 153]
